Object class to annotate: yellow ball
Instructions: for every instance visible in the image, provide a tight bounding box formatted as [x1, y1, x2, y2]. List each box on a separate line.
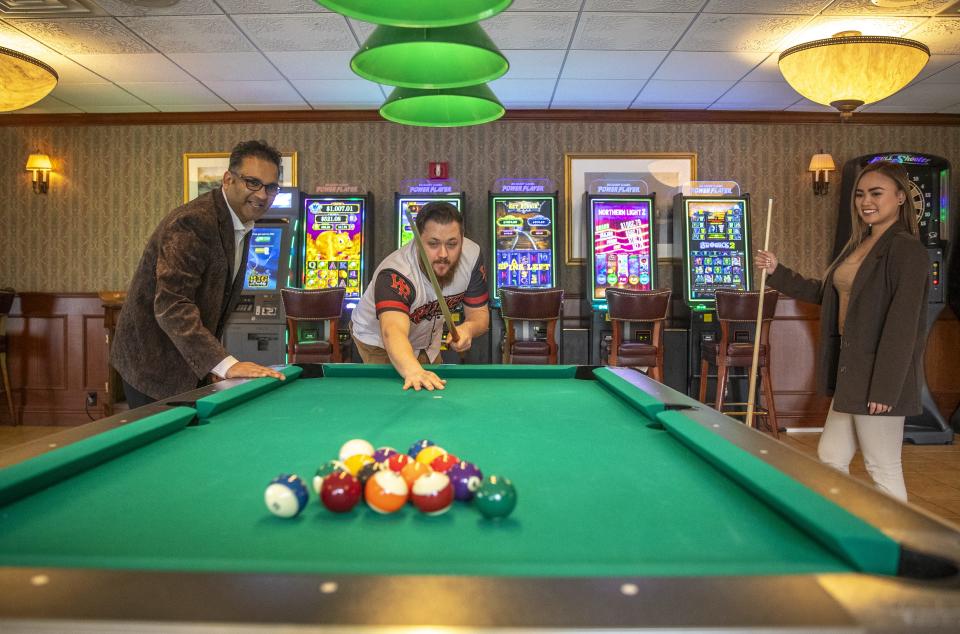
[415, 445, 446, 466]
[343, 453, 374, 476]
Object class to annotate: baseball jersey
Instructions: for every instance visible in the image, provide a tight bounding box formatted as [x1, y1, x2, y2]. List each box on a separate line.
[351, 238, 489, 360]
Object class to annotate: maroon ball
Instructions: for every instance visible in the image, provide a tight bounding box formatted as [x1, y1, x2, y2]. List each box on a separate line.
[320, 471, 362, 513]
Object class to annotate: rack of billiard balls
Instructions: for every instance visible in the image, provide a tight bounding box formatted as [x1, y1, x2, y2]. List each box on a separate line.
[264, 438, 517, 520]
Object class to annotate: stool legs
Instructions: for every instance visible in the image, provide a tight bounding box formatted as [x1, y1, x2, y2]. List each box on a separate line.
[760, 365, 779, 439]
[698, 357, 710, 403]
[0, 350, 14, 423]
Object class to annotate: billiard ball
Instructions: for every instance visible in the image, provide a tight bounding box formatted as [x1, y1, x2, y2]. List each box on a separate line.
[430, 453, 460, 473]
[364, 470, 409, 514]
[400, 460, 431, 489]
[474, 475, 516, 519]
[415, 445, 446, 466]
[410, 471, 455, 515]
[447, 461, 483, 501]
[339, 438, 375, 462]
[372, 446, 398, 463]
[407, 439, 435, 458]
[343, 453, 375, 476]
[312, 460, 346, 494]
[356, 460, 382, 486]
[264, 474, 309, 518]
[320, 472, 362, 513]
[386, 453, 411, 472]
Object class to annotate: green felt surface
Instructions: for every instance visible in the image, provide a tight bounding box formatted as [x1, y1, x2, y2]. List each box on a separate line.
[0, 368, 891, 578]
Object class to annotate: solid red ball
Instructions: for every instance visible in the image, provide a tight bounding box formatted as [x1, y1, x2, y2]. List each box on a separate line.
[430, 453, 460, 473]
[320, 471, 362, 513]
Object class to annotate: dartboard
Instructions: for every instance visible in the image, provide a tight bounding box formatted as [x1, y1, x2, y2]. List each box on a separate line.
[908, 180, 925, 223]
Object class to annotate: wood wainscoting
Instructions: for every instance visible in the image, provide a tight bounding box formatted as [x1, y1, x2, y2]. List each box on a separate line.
[1, 292, 958, 428]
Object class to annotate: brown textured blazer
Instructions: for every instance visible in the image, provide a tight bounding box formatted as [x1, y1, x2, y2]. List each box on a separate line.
[111, 190, 247, 400]
[768, 225, 929, 416]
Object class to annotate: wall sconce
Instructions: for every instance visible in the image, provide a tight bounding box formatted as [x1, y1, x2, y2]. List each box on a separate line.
[25, 152, 52, 194]
[808, 151, 835, 196]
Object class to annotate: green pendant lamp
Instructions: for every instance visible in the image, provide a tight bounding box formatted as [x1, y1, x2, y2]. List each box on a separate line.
[315, 0, 512, 27]
[380, 85, 505, 128]
[352, 24, 509, 89]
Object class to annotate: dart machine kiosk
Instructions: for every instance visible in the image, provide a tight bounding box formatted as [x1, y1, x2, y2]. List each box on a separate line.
[834, 152, 956, 443]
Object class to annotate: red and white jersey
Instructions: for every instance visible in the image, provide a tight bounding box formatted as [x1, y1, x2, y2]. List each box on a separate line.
[351, 238, 488, 360]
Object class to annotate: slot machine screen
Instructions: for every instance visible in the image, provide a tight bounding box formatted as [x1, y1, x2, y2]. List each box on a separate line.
[589, 198, 654, 304]
[271, 191, 293, 209]
[684, 199, 751, 307]
[302, 198, 366, 303]
[242, 227, 283, 291]
[492, 196, 555, 298]
[398, 197, 461, 247]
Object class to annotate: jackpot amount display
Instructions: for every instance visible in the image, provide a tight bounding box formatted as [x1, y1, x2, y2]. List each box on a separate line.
[303, 200, 364, 300]
[399, 197, 461, 247]
[687, 200, 748, 300]
[591, 200, 653, 298]
[494, 198, 554, 290]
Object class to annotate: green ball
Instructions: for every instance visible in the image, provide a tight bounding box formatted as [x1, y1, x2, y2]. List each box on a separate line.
[474, 475, 516, 519]
[312, 460, 346, 494]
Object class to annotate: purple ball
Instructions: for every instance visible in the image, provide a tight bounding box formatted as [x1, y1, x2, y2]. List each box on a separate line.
[372, 446, 398, 463]
[448, 461, 483, 501]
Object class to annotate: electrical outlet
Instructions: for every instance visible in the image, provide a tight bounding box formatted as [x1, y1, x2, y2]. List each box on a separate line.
[86, 391, 98, 407]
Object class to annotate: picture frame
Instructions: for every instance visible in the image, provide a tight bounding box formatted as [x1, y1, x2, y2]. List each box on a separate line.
[183, 152, 298, 203]
[563, 152, 697, 264]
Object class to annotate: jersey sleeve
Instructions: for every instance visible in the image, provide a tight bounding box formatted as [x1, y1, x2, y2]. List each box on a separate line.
[374, 268, 417, 316]
[463, 251, 489, 308]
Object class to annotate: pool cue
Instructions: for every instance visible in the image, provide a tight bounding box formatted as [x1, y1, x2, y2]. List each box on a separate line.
[402, 207, 460, 343]
[745, 198, 773, 430]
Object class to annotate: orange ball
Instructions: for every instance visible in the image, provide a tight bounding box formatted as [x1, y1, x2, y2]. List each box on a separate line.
[400, 461, 431, 489]
[364, 470, 408, 514]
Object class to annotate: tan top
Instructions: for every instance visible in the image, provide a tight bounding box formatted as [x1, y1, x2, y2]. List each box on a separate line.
[833, 253, 865, 336]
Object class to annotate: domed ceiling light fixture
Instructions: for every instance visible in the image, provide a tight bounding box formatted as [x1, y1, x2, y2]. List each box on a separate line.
[0, 47, 58, 112]
[315, 0, 512, 27]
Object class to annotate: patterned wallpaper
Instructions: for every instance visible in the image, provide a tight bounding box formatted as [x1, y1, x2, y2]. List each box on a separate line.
[2, 118, 958, 295]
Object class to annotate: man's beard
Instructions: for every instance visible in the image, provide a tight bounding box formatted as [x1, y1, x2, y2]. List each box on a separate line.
[421, 257, 459, 287]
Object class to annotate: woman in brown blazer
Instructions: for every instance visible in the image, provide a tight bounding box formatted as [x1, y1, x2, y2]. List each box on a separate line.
[755, 161, 929, 501]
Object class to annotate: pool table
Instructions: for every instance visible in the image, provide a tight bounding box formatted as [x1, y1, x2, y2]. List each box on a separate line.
[0, 364, 958, 632]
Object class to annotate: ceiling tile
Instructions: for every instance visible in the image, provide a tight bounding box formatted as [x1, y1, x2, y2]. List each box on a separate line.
[265, 51, 358, 80]
[82, 104, 158, 112]
[0, 22, 109, 83]
[635, 79, 733, 103]
[708, 102, 787, 110]
[93, 0, 223, 16]
[552, 79, 644, 106]
[483, 12, 578, 49]
[906, 18, 960, 55]
[779, 16, 926, 50]
[118, 81, 226, 106]
[923, 59, 960, 82]
[233, 103, 313, 111]
[8, 17, 153, 54]
[347, 18, 376, 42]
[157, 104, 233, 112]
[585, 0, 705, 10]
[120, 16, 255, 54]
[292, 79, 385, 105]
[167, 52, 279, 81]
[572, 13, 695, 50]
[714, 81, 802, 106]
[562, 50, 667, 79]
[50, 83, 147, 107]
[677, 14, 810, 52]
[823, 0, 954, 16]
[941, 103, 960, 113]
[69, 53, 192, 82]
[5, 94, 82, 114]
[654, 51, 767, 80]
[785, 99, 836, 111]
[872, 81, 960, 108]
[740, 55, 785, 81]
[501, 50, 566, 78]
[704, 0, 830, 13]
[202, 80, 306, 105]
[219, 0, 329, 12]
[489, 78, 557, 102]
[508, 1, 581, 10]
[630, 102, 714, 109]
[233, 13, 355, 51]
[860, 104, 942, 112]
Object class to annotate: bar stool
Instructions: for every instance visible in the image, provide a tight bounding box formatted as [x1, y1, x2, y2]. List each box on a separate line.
[0, 287, 15, 422]
[698, 289, 780, 438]
[499, 287, 564, 364]
[280, 288, 345, 364]
[605, 288, 671, 381]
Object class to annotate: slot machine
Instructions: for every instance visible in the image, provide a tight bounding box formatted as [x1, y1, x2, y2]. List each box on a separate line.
[584, 184, 656, 366]
[223, 187, 302, 366]
[301, 190, 374, 360]
[674, 184, 753, 398]
[488, 179, 559, 363]
[395, 179, 466, 361]
[833, 152, 955, 443]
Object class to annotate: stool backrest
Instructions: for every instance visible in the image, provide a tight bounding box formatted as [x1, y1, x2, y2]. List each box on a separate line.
[499, 287, 564, 321]
[605, 288, 670, 322]
[281, 288, 345, 321]
[715, 289, 779, 323]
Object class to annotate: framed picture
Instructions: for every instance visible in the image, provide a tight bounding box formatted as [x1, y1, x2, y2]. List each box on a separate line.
[563, 152, 697, 264]
[183, 152, 298, 203]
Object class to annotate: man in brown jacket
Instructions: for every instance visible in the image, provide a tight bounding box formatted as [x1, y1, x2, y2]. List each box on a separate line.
[112, 140, 285, 407]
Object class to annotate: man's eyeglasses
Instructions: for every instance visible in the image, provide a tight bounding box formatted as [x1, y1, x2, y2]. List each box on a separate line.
[229, 170, 281, 196]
